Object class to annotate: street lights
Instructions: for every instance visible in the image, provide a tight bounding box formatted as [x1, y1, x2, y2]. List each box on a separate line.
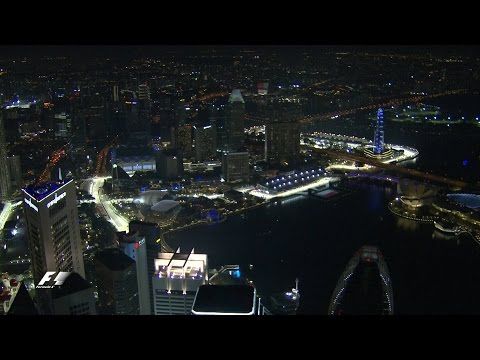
[112, 164, 117, 193]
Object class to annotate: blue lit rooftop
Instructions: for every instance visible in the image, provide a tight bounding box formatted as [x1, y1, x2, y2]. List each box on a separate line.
[261, 167, 326, 192]
[22, 179, 73, 202]
[447, 193, 480, 211]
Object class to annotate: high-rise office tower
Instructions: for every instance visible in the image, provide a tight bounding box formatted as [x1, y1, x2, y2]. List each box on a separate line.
[22, 178, 85, 313]
[225, 89, 245, 152]
[171, 124, 192, 158]
[116, 231, 149, 314]
[175, 103, 186, 126]
[130, 221, 161, 313]
[51, 272, 97, 315]
[121, 89, 151, 144]
[117, 220, 161, 315]
[22, 178, 85, 285]
[54, 112, 72, 139]
[209, 106, 227, 150]
[194, 124, 217, 162]
[113, 85, 120, 103]
[7, 155, 22, 194]
[221, 151, 249, 183]
[265, 120, 300, 167]
[95, 248, 139, 315]
[157, 149, 183, 180]
[0, 112, 12, 201]
[137, 84, 151, 102]
[373, 108, 385, 154]
[152, 248, 208, 315]
[77, 92, 109, 142]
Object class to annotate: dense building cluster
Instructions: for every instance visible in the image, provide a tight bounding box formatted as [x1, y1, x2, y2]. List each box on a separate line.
[1, 47, 479, 315]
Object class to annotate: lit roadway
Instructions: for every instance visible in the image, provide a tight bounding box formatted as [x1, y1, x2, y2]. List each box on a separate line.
[95, 136, 118, 177]
[84, 177, 129, 232]
[38, 145, 68, 183]
[0, 201, 20, 231]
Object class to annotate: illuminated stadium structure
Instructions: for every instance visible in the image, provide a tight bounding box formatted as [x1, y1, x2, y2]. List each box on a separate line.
[250, 167, 339, 200]
[259, 167, 326, 193]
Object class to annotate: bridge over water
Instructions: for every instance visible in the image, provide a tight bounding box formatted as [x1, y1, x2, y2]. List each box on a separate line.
[312, 147, 474, 190]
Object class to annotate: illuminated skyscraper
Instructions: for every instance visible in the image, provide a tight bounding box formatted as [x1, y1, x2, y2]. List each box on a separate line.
[113, 85, 120, 102]
[225, 89, 245, 152]
[152, 248, 208, 315]
[171, 124, 192, 158]
[373, 108, 385, 155]
[157, 149, 183, 180]
[137, 84, 151, 102]
[221, 151, 249, 183]
[194, 124, 217, 162]
[22, 178, 85, 313]
[118, 221, 161, 315]
[265, 121, 300, 167]
[22, 179, 86, 286]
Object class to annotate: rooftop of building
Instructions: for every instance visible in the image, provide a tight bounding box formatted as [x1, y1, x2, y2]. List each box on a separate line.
[447, 193, 480, 210]
[261, 167, 325, 191]
[51, 272, 92, 299]
[151, 200, 180, 213]
[95, 248, 135, 271]
[154, 248, 207, 279]
[22, 178, 73, 202]
[6, 282, 38, 315]
[228, 89, 245, 104]
[116, 231, 140, 244]
[192, 285, 255, 315]
[134, 190, 170, 206]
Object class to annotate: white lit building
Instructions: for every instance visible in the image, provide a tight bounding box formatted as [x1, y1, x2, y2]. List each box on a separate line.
[116, 155, 156, 174]
[22, 179, 85, 286]
[22, 178, 85, 314]
[152, 249, 207, 315]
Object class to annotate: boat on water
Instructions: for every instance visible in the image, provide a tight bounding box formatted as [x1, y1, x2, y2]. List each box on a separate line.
[434, 219, 462, 234]
[262, 279, 300, 315]
[328, 245, 394, 315]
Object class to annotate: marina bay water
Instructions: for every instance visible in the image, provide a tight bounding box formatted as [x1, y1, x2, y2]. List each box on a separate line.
[167, 183, 480, 314]
[168, 94, 480, 314]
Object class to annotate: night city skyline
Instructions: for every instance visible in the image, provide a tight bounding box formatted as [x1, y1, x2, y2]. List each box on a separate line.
[1, 43, 480, 317]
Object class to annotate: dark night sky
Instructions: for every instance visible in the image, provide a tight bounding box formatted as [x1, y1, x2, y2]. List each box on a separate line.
[1, 45, 479, 60]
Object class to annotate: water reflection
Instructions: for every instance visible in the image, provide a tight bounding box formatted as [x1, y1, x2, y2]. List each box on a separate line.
[400, 157, 418, 167]
[395, 217, 422, 232]
[432, 229, 458, 242]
